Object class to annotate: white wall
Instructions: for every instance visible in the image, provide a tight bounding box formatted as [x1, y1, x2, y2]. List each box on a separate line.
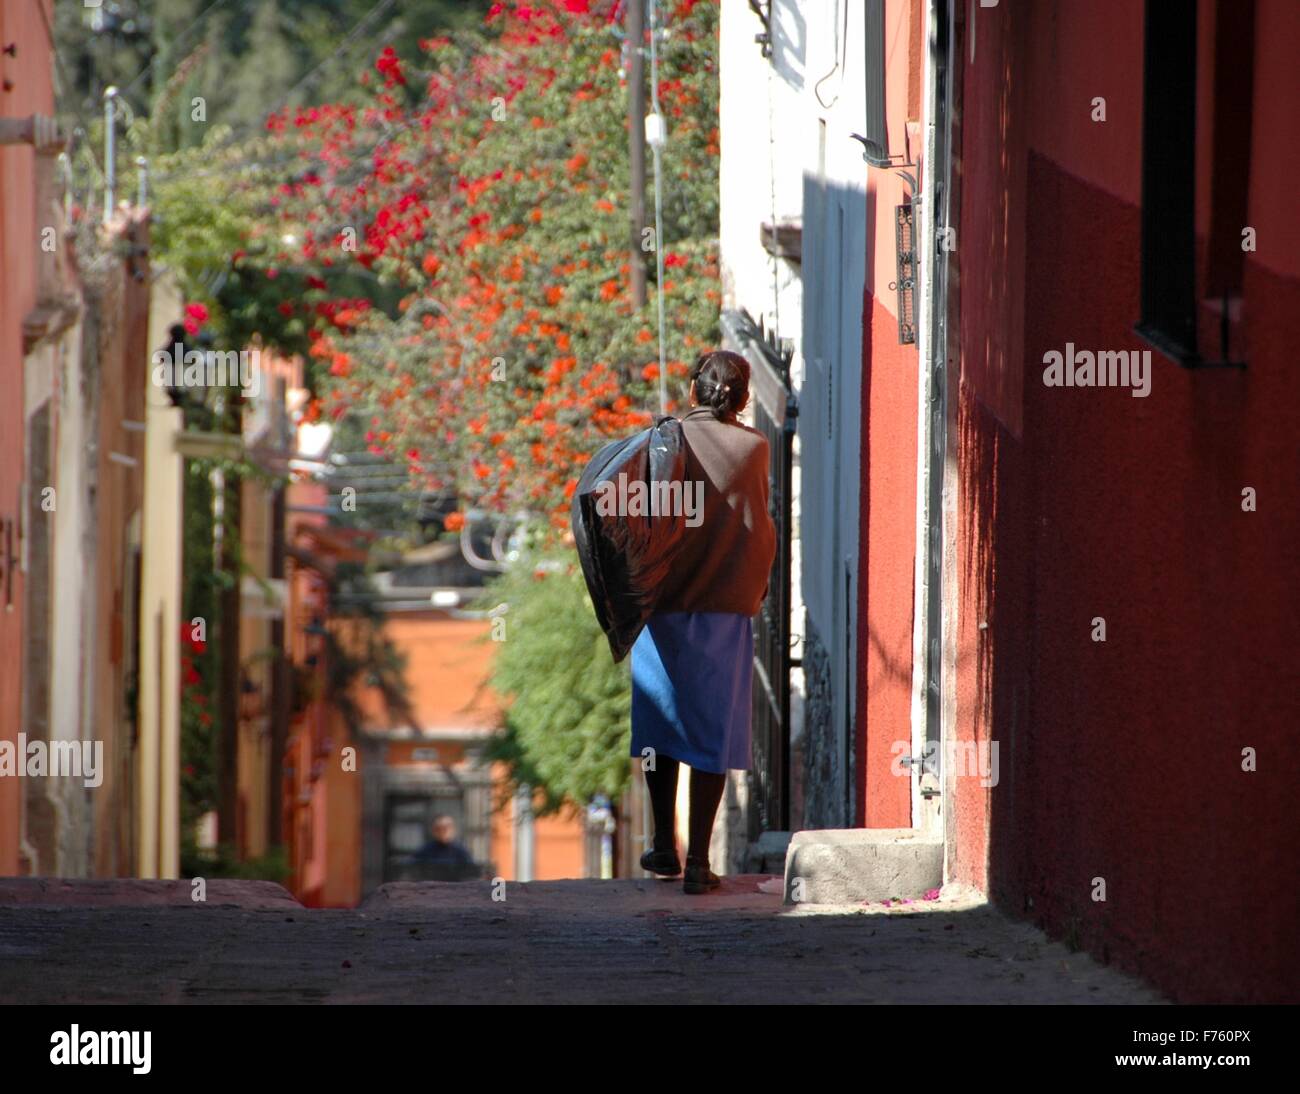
[50, 325, 93, 874]
[719, 0, 867, 828]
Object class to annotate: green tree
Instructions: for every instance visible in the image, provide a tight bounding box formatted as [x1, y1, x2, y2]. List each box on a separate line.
[229, 1, 299, 132]
[479, 558, 631, 816]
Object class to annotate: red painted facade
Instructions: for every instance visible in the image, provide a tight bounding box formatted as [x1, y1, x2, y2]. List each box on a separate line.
[857, 290, 918, 829]
[855, 0, 1298, 1002]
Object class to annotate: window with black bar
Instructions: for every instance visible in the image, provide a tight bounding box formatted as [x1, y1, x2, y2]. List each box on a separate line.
[1136, 0, 1252, 368]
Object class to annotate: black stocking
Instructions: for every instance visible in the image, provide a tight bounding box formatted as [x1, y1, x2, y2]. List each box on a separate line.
[687, 768, 726, 866]
[644, 754, 680, 853]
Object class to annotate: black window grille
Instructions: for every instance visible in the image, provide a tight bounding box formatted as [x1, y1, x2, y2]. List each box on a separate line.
[1136, 0, 1198, 363]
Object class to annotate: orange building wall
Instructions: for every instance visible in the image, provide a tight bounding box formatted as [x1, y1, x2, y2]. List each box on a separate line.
[373, 612, 587, 882]
[487, 762, 588, 882]
[0, 0, 53, 876]
[356, 613, 499, 732]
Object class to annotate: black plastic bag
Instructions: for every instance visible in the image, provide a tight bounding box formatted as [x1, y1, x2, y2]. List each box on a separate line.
[571, 415, 689, 662]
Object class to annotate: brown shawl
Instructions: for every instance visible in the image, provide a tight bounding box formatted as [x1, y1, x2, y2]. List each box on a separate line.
[654, 406, 777, 617]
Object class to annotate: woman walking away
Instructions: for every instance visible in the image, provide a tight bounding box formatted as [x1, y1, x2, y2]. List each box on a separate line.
[632, 350, 777, 894]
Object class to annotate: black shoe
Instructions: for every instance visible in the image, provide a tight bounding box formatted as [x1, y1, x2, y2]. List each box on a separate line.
[683, 860, 721, 894]
[640, 847, 682, 877]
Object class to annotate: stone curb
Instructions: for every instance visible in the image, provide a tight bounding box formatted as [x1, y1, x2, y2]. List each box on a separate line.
[0, 878, 303, 910]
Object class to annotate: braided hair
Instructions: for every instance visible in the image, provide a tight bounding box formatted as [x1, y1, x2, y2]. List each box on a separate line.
[689, 350, 751, 421]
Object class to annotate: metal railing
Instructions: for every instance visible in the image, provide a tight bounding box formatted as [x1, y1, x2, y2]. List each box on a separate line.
[721, 309, 797, 839]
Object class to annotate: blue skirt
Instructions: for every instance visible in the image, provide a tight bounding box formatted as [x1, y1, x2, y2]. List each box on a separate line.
[630, 612, 754, 774]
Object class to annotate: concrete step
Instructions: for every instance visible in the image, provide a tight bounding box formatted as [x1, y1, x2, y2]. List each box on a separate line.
[783, 828, 943, 905]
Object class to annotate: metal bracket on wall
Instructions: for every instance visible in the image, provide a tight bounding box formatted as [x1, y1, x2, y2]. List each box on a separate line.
[892, 203, 917, 344]
[747, 0, 773, 59]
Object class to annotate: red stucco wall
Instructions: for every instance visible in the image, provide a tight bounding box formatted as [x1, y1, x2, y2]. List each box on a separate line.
[857, 291, 917, 828]
[855, 0, 923, 830]
[950, 0, 1299, 1003]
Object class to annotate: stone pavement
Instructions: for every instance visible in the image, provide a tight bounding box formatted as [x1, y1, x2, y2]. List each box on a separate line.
[0, 876, 1165, 1004]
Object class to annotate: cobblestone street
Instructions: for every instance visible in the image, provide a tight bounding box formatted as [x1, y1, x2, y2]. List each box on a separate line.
[0, 878, 1163, 1004]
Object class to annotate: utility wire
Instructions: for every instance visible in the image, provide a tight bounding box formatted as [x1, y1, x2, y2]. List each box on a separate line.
[648, 0, 668, 413]
[86, 0, 405, 191]
[117, 0, 238, 106]
[33, 0, 107, 182]
[161, 0, 401, 169]
[149, 12, 695, 189]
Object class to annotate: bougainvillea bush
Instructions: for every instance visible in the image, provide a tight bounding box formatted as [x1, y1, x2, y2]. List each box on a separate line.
[153, 0, 722, 819]
[262, 0, 721, 534]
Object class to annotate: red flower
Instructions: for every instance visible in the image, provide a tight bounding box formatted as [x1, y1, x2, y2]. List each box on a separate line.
[182, 301, 209, 335]
[376, 46, 407, 88]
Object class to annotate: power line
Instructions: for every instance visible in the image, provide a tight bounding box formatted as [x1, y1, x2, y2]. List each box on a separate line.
[33, 0, 107, 182]
[159, 0, 401, 171]
[118, 0, 239, 105]
[150, 92, 442, 191]
[63, 0, 404, 199]
[149, 26, 501, 188]
[149, 14, 696, 191]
